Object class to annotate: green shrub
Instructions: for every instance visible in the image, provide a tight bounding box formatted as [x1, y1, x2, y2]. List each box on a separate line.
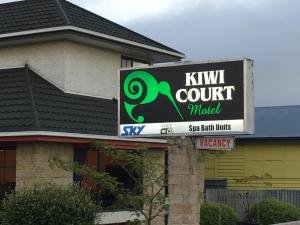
[0, 184, 97, 225]
[250, 199, 300, 225]
[200, 202, 238, 225]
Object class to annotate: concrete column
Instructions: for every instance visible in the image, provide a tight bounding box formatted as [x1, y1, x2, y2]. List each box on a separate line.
[16, 142, 73, 188]
[168, 137, 204, 225]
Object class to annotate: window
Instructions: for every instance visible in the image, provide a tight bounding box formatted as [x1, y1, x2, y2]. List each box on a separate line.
[0, 147, 16, 200]
[205, 179, 227, 190]
[73, 147, 86, 184]
[74, 147, 141, 209]
[121, 56, 150, 68]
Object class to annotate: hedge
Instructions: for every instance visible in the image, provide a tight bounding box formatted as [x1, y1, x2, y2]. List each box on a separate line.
[200, 202, 238, 225]
[0, 184, 97, 225]
[250, 199, 300, 225]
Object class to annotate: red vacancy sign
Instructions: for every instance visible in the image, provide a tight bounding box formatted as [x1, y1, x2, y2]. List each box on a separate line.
[196, 137, 235, 151]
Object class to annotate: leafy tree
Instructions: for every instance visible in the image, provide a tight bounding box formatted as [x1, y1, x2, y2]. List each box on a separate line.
[234, 173, 273, 221]
[49, 141, 168, 225]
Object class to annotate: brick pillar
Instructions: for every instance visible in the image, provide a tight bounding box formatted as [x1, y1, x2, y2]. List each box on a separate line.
[16, 142, 73, 188]
[168, 137, 204, 225]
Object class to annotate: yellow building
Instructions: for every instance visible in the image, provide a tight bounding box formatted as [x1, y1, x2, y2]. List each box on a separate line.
[205, 105, 300, 190]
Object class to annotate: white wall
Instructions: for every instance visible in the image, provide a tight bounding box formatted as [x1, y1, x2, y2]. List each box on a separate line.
[0, 41, 121, 99]
[0, 41, 66, 90]
[96, 211, 144, 224]
[64, 41, 121, 99]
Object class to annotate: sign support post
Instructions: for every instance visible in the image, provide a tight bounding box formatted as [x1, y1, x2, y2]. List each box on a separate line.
[167, 137, 204, 225]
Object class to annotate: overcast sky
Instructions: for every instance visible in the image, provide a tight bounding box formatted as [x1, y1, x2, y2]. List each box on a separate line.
[2, 0, 299, 107]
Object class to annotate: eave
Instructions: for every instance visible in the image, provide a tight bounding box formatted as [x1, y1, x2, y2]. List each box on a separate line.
[236, 137, 300, 144]
[0, 131, 167, 150]
[0, 26, 185, 62]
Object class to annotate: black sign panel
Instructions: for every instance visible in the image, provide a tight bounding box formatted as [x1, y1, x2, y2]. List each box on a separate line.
[119, 59, 254, 137]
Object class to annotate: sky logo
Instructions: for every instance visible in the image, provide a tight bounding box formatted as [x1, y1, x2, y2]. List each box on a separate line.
[121, 125, 145, 136]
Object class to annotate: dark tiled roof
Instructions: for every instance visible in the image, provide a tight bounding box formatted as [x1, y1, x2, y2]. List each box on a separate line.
[0, 68, 36, 131]
[0, 67, 117, 135]
[239, 105, 300, 140]
[0, 0, 182, 55]
[0, 0, 66, 34]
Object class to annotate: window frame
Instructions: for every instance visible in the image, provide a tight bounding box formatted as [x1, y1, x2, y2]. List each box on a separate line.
[0, 145, 16, 201]
[121, 56, 150, 68]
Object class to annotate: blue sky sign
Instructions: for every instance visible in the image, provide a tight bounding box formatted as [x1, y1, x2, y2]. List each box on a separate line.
[119, 59, 254, 137]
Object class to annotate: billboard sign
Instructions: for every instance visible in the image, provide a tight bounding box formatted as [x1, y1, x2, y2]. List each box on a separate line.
[119, 59, 254, 137]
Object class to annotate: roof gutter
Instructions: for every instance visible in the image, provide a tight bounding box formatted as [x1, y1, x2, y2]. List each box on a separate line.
[0, 131, 167, 144]
[0, 26, 185, 59]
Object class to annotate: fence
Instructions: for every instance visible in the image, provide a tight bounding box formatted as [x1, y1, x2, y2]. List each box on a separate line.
[206, 189, 300, 219]
[271, 222, 300, 225]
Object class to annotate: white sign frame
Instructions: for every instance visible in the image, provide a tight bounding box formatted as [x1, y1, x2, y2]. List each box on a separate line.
[118, 58, 254, 137]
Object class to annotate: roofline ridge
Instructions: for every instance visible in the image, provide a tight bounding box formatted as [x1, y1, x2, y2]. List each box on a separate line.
[256, 105, 300, 110]
[0, 0, 24, 7]
[59, 0, 183, 55]
[0, 65, 26, 70]
[25, 64, 40, 129]
[54, 0, 70, 25]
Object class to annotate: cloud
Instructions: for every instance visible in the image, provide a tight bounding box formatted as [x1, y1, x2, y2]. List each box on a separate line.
[0, 0, 299, 107]
[0, 0, 273, 24]
[127, 0, 300, 106]
[70, 0, 204, 24]
[67, 0, 273, 24]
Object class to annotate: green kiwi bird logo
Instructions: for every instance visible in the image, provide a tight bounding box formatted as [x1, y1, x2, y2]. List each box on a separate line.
[123, 71, 183, 123]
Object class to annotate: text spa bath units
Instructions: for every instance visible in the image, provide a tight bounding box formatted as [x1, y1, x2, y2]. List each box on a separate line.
[119, 59, 254, 137]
